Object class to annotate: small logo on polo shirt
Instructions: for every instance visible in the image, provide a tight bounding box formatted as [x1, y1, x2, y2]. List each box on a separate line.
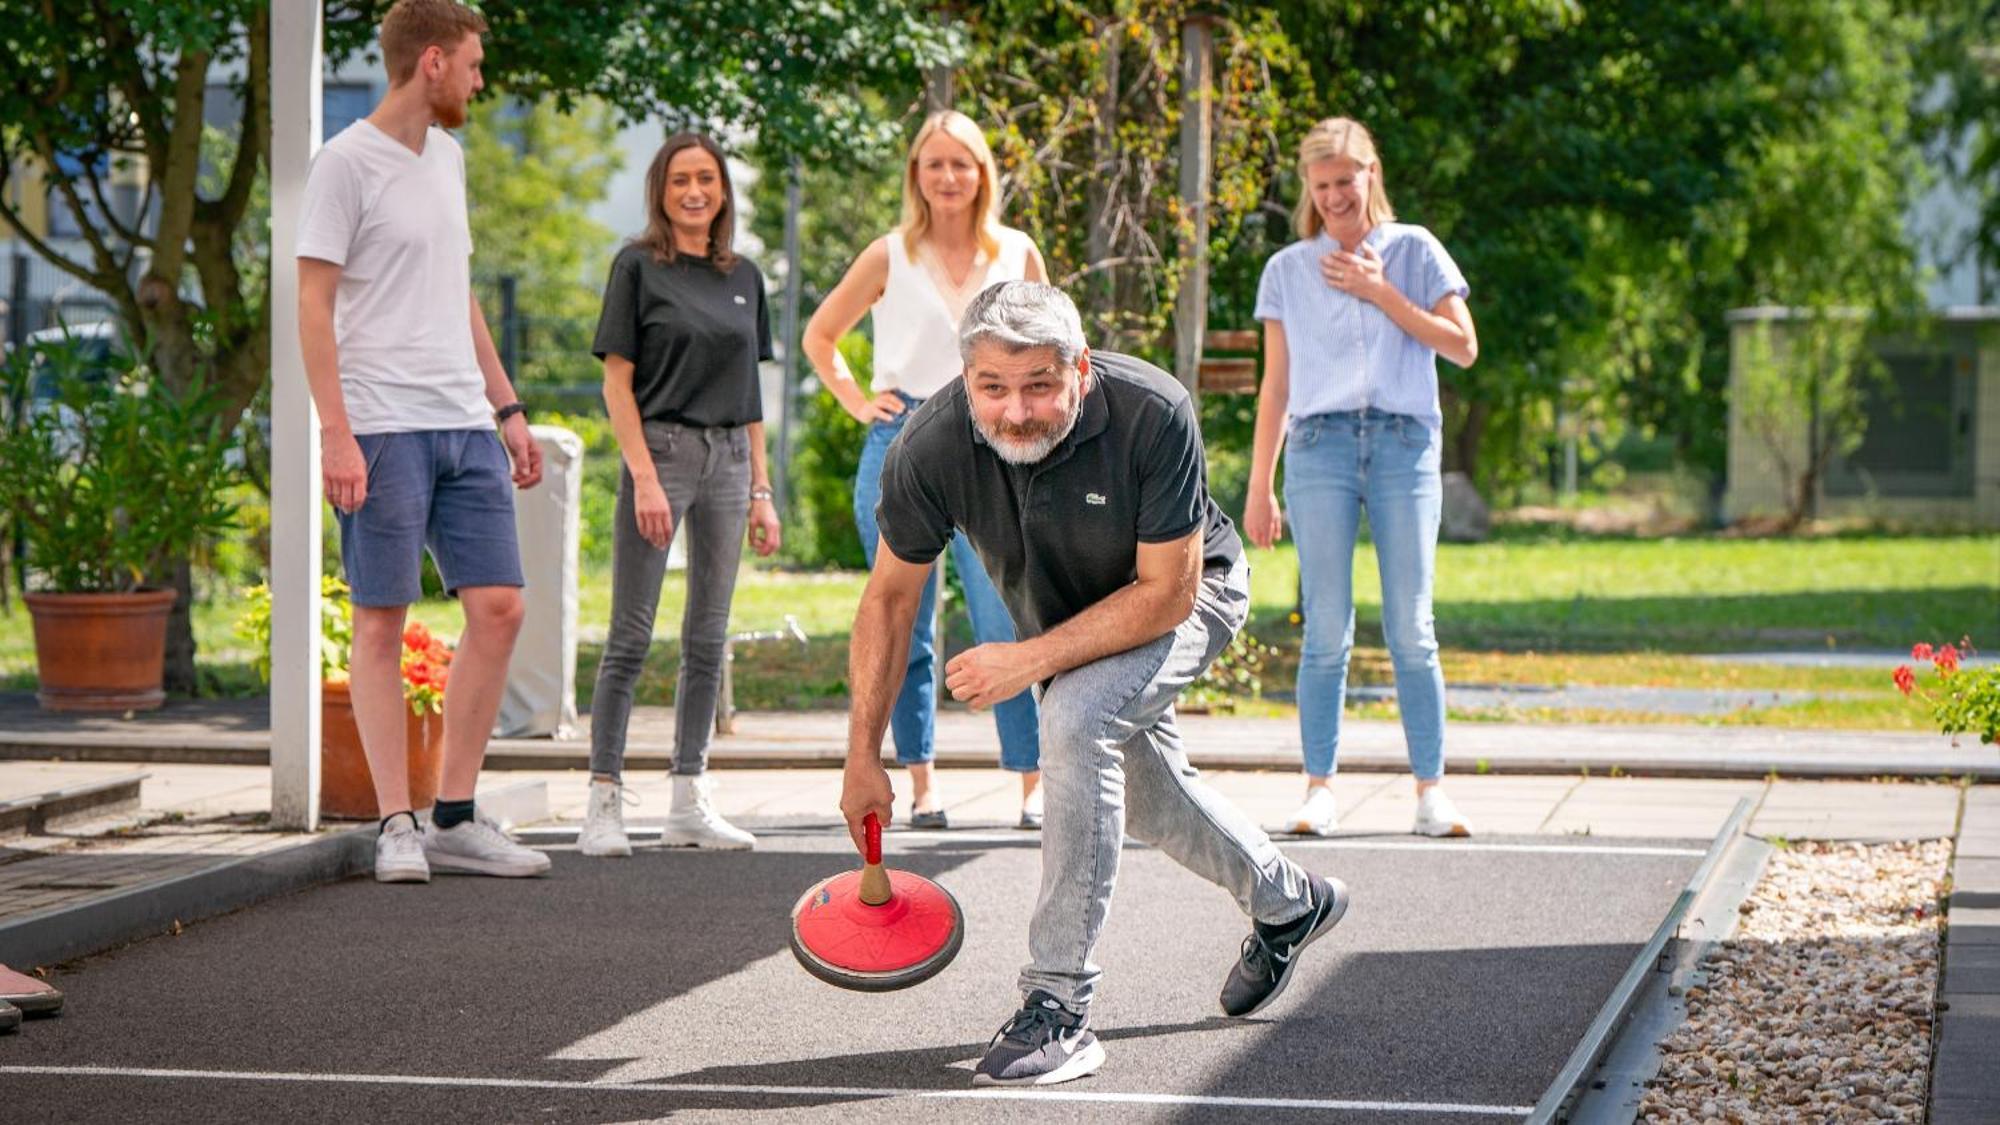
[733, 295, 747, 305]
[1085, 492, 1107, 506]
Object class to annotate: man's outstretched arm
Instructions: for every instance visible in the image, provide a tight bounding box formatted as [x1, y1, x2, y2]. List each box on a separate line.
[840, 540, 934, 854]
[943, 529, 1202, 710]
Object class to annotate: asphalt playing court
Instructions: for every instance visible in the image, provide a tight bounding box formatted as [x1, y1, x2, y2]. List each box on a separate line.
[2, 823, 1705, 1123]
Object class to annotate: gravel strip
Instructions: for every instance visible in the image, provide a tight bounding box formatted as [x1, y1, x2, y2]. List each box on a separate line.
[1641, 840, 1952, 1123]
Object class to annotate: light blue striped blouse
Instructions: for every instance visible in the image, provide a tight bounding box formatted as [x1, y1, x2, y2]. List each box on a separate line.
[1253, 223, 1469, 431]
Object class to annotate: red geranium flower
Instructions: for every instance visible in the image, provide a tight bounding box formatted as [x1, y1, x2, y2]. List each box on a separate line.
[1911, 643, 1933, 662]
[1937, 645, 1961, 674]
[1893, 665, 1916, 696]
[403, 622, 433, 651]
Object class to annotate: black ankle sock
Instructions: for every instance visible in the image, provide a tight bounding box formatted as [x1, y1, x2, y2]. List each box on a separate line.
[432, 798, 476, 830]
[378, 810, 418, 835]
[1256, 884, 1319, 942]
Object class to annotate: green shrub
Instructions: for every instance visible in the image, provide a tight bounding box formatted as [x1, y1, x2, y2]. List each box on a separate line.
[784, 333, 871, 569]
[0, 338, 239, 592]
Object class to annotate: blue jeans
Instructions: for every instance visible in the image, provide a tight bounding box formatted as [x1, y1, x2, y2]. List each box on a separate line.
[1283, 409, 1446, 781]
[854, 394, 1040, 771]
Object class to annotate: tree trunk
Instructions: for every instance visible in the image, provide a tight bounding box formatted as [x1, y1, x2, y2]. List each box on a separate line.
[1441, 386, 1488, 478]
[158, 559, 197, 695]
[1085, 15, 1120, 337]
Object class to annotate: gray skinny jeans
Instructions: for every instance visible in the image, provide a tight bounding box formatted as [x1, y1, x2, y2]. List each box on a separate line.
[590, 420, 750, 777]
[1019, 558, 1317, 1011]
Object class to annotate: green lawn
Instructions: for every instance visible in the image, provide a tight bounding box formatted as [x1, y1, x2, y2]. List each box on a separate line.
[1, 533, 1993, 730]
[1244, 533, 1998, 651]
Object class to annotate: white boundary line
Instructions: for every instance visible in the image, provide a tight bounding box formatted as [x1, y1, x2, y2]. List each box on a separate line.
[513, 826, 1704, 858]
[1280, 840, 1705, 857]
[1, 1065, 1532, 1116]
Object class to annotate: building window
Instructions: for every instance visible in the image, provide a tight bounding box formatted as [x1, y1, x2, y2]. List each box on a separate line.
[1828, 333, 1978, 498]
[324, 85, 376, 139]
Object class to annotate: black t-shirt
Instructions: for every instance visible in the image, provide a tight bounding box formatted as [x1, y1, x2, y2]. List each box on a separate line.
[876, 350, 1242, 639]
[591, 245, 773, 428]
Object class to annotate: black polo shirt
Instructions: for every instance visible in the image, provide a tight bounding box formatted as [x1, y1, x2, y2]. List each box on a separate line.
[591, 244, 773, 428]
[876, 350, 1241, 639]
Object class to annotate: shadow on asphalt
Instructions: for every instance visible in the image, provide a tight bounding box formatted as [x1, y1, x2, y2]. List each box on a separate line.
[8, 849, 979, 1077]
[5, 837, 1697, 1123]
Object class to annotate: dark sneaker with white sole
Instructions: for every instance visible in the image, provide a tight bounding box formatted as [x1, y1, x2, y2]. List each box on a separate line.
[1220, 874, 1350, 1017]
[971, 991, 1106, 1087]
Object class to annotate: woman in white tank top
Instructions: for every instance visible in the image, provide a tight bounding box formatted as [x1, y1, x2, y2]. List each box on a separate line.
[804, 111, 1050, 830]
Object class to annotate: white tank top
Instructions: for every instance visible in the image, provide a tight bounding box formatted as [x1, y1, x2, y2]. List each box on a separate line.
[872, 226, 1032, 399]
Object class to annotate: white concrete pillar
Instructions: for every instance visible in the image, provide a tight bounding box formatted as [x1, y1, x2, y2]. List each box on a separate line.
[268, 0, 325, 830]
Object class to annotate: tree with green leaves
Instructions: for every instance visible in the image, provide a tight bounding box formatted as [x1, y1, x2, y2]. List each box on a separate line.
[325, 1, 959, 163]
[462, 95, 622, 386]
[956, 0, 1304, 352]
[0, 1, 272, 688]
[0, 0, 953, 691]
[1614, 0, 1928, 521]
[1911, 0, 1998, 302]
[1218, 0, 1930, 508]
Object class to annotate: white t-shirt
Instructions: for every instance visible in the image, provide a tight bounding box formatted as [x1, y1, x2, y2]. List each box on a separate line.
[872, 226, 1032, 399]
[296, 120, 489, 434]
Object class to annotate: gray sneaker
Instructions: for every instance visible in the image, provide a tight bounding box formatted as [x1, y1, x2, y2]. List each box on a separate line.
[1220, 874, 1350, 1017]
[971, 992, 1106, 1087]
[374, 813, 430, 884]
[423, 814, 552, 877]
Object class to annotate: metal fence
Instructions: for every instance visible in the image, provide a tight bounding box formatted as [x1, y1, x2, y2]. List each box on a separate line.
[2, 250, 119, 352]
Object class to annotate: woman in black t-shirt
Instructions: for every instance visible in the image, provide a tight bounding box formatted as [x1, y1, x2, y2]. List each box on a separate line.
[582, 132, 780, 856]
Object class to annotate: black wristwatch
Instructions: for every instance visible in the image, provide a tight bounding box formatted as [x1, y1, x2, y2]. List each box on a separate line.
[494, 402, 528, 426]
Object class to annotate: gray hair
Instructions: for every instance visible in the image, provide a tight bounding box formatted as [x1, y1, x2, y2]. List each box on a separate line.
[958, 280, 1086, 367]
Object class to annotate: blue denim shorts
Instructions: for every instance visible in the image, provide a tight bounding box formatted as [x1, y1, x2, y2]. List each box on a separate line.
[336, 429, 523, 607]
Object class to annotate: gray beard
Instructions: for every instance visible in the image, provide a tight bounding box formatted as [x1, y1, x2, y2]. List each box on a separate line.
[976, 399, 1081, 465]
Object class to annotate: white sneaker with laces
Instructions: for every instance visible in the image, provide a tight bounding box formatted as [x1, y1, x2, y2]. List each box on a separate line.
[374, 814, 430, 883]
[424, 813, 553, 876]
[662, 774, 755, 850]
[1287, 787, 1339, 836]
[1413, 787, 1473, 837]
[578, 778, 633, 857]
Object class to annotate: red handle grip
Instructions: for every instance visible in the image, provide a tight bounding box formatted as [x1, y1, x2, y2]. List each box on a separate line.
[864, 811, 882, 866]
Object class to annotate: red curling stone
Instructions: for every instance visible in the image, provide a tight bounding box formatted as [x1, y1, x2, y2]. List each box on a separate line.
[789, 812, 964, 991]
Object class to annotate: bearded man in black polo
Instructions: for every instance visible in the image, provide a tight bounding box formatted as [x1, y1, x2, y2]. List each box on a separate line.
[838, 280, 1349, 1087]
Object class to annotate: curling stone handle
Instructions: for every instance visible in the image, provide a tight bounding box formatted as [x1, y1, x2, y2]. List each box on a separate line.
[859, 812, 892, 905]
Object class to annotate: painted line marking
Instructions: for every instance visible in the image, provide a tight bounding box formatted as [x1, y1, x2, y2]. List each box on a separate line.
[1281, 840, 1706, 857]
[0, 1065, 1532, 1115]
[514, 826, 1703, 858]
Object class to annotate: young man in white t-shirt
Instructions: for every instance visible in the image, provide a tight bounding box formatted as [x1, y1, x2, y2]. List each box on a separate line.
[297, 0, 549, 883]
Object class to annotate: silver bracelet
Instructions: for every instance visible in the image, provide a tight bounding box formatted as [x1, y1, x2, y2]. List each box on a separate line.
[750, 486, 775, 502]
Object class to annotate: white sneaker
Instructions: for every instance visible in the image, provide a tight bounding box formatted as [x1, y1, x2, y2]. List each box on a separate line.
[578, 779, 633, 857]
[1286, 787, 1339, 836]
[661, 774, 755, 850]
[374, 814, 430, 883]
[424, 813, 554, 876]
[1413, 787, 1473, 837]
[1018, 787, 1044, 831]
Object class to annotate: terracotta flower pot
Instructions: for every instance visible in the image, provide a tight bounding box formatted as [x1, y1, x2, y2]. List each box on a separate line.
[23, 588, 178, 712]
[318, 679, 447, 820]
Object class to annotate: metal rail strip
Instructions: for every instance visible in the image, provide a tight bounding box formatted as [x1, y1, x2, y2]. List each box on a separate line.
[1527, 796, 1758, 1124]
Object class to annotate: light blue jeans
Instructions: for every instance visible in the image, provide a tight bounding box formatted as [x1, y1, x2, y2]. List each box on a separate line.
[1283, 409, 1447, 781]
[1022, 559, 1315, 1011]
[854, 394, 1040, 771]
